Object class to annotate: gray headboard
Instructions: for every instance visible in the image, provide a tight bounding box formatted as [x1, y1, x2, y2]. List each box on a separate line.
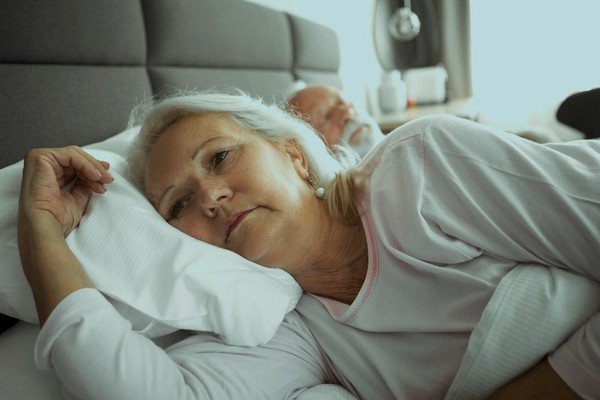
[0, 0, 342, 168]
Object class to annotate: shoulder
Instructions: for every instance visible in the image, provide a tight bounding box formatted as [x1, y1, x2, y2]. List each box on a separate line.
[355, 115, 448, 179]
[385, 114, 508, 149]
[358, 113, 525, 189]
[369, 114, 526, 172]
[355, 115, 485, 263]
[378, 114, 445, 150]
[358, 114, 469, 167]
[384, 114, 512, 144]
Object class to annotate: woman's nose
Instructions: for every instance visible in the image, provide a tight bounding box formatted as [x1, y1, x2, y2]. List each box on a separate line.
[196, 182, 232, 217]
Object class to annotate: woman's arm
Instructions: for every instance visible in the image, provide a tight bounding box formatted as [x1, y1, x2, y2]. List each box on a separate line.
[18, 215, 93, 326]
[34, 288, 328, 400]
[17, 146, 113, 325]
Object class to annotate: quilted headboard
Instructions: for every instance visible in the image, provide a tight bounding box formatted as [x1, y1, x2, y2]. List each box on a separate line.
[0, 0, 342, 168]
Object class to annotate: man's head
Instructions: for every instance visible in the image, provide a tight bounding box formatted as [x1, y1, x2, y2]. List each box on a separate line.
[287, 85, 383, 157]
[287, 85, 354, 146]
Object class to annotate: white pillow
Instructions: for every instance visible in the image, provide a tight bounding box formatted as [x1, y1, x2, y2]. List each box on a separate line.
[0, 126, 302, 346]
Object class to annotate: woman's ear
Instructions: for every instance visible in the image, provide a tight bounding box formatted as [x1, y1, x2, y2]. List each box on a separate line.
[282, 139, 309, 177]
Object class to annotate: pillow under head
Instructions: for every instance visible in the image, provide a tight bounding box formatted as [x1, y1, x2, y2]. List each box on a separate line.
[0, 126, 302, 346]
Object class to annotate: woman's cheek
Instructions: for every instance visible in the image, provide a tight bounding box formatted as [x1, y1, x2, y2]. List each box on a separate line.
[173, 218, 207, 243]
[170, 219, 191, 237]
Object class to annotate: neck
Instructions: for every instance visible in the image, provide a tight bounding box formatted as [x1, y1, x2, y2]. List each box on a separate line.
[292, 203, 368, 305]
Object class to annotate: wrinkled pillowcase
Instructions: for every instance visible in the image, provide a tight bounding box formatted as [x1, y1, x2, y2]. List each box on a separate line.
[0, 126, 302, 346]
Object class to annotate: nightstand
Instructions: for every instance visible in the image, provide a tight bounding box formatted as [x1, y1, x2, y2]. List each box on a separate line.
[375, 97, 480, 133]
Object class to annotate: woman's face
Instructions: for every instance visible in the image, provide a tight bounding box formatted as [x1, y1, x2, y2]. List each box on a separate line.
[145, 113, 313, 269]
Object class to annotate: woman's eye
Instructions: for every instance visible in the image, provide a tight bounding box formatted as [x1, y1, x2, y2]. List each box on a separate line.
[168, 199, 188, 220]
[212, 151, 229, 168]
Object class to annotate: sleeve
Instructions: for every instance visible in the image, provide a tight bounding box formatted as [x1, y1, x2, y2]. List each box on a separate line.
[34, 288, 329, 400]
[420, 115, 600, 282]
[548, 313, 600, 399]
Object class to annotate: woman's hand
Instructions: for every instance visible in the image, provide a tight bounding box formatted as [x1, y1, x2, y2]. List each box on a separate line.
[18, 146, 114, 237]
[17, 146, 114, 325]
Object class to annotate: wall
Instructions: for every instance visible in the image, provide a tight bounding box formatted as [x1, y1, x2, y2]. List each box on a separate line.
[470, 0, 600, 127]
[246, 0, 384, 113]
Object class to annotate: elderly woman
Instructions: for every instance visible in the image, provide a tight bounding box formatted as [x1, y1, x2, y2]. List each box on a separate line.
[17, 92, 599, 399]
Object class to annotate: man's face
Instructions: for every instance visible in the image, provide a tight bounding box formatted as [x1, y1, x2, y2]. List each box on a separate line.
[291, 86, 357, 146]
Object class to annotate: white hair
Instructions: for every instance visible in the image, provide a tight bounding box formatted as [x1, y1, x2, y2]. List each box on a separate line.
[126, 90, 361, 223]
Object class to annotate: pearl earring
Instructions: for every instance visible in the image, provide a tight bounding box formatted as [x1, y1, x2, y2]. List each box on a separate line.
[315, 187, 325, 199]
[306, 174, 325, 199]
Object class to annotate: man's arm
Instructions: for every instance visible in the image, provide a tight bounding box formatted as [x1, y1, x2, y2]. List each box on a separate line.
[490, 359, 581, 400]
[548, 313, 600, 400]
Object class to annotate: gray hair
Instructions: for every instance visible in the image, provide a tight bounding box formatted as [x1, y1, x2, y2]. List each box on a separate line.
[126, 90, 362, 224]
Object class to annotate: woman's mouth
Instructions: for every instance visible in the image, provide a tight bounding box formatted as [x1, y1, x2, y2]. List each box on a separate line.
[226, 208, 256, 239]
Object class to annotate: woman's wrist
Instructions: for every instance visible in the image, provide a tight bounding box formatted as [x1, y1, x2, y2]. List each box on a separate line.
[18, 203, 70, 237]
[17, 209, 68, 282]
[18, 208, 94, 326]
[19, 209, 63, 238]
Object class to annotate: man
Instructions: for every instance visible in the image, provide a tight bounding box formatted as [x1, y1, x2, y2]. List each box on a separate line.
[287, 85, 384, 157]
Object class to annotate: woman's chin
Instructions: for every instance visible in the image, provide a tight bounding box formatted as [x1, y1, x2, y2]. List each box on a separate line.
[230, 236, 272, 266]
[242, 238, 293, 273]
[227, 209, 275, 264]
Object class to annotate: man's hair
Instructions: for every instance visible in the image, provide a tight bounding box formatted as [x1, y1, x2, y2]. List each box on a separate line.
[126, 89, 362, 224]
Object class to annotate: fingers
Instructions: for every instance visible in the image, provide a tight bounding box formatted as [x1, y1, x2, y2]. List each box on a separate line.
[51, 146, 114, 185]
[74, 176, 106, 194]
[73, 148, 114, 184]
[24, 146, 114, 196]
[57, 167, 77, 188]
[70, 180, 95, 207]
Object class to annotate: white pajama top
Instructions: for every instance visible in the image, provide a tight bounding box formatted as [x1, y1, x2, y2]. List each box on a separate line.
[35, 115, 600, 399]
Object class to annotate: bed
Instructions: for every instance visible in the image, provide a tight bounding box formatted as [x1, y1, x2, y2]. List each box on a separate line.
[0, 0, 356, 398]
[4, 3, 599, 400]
